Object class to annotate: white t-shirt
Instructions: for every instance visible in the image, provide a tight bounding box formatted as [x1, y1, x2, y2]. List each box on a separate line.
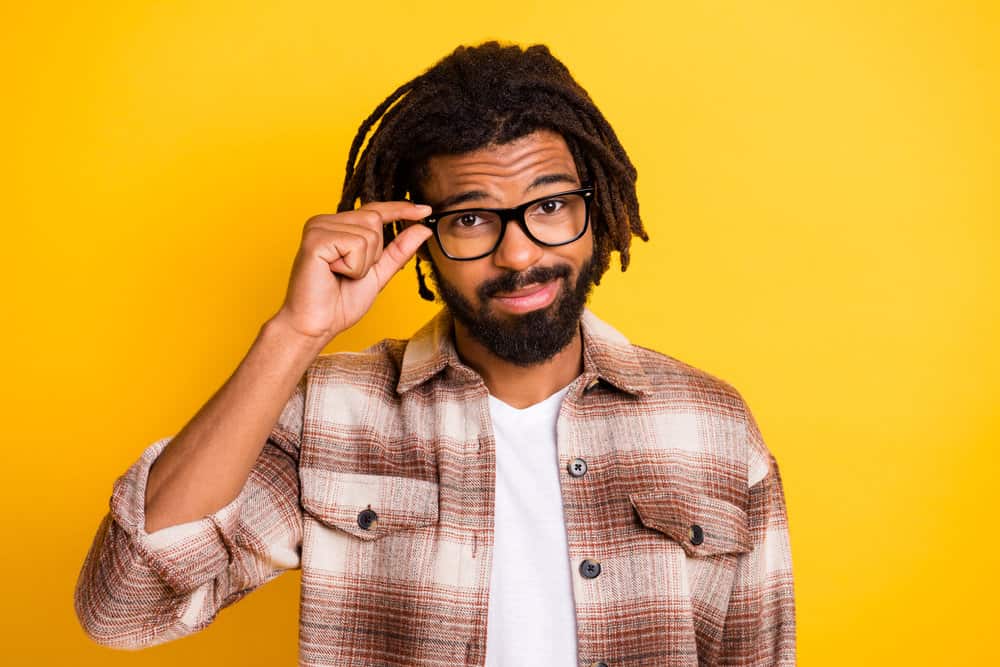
[484, 384, 578, 667]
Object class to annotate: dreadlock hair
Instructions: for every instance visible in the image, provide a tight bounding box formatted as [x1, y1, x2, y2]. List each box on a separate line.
[337, 40, 648, 301]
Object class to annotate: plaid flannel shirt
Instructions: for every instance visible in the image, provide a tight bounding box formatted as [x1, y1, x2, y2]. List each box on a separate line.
[74, 307, 796, 666]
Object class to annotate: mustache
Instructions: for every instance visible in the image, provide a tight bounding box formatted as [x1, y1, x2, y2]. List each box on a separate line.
[477, 264, 572, 300]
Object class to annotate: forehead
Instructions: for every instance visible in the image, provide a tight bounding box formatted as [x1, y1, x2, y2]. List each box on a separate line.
[420, 129, 579, 194]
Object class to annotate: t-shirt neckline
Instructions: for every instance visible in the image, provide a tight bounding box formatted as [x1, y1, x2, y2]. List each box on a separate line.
[487, 382, 573, 416]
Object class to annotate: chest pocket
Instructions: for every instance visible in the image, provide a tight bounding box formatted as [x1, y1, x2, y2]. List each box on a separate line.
[628, 489, 752, 556]
[300, 468, 440, 540]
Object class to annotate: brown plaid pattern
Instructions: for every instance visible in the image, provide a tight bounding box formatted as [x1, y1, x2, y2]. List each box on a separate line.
[74, 308, 796, 665]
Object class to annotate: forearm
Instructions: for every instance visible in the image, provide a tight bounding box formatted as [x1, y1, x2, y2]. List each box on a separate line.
[144, 314, 328, 533]
[77, 433, 305, 648]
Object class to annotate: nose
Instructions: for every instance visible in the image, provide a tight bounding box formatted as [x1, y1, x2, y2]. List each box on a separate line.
[492, 218, 543, 272]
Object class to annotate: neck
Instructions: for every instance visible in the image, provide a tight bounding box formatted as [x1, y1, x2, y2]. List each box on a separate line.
[452, 319, 583, 409]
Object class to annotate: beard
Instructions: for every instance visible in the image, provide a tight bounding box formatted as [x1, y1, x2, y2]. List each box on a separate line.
[426, 256, 597, 367]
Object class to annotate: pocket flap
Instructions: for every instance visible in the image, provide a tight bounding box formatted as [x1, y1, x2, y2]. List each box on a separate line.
[628, 488, 751, 557]
[300, 468, 439, 541]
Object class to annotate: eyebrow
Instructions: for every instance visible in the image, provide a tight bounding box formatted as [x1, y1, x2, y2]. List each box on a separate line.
[432, 172, 580, 211]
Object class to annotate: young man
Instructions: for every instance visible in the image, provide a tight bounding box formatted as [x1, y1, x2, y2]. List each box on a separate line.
[75, 42, 796, 666]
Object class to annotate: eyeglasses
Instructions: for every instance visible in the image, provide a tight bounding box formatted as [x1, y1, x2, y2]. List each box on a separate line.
[418, 186, 595, 261]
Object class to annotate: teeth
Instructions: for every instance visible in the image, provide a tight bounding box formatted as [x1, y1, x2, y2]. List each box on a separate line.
[499, 281, 547, 298]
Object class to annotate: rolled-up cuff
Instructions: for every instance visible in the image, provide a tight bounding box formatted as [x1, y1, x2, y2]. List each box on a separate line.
[109, 436, 243, 595]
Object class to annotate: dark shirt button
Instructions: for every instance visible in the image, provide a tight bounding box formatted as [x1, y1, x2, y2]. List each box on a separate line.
[357, 508, 378, 530]
[592, 662, 610, 667]
[579, 559, 602, 579]
[689, 524, 704, 545]
[568, 458, 588, 477]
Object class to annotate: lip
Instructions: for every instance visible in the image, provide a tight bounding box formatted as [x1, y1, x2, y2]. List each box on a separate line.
[491, 279, 560, 314]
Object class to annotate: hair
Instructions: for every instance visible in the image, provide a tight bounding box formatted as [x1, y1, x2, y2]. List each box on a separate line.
[337, 40, 648, 301]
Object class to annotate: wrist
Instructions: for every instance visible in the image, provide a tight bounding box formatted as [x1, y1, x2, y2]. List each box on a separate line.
[262, 312, 333, 357]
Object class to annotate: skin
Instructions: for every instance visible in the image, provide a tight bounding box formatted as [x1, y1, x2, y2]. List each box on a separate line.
[417, 129, 595, 408]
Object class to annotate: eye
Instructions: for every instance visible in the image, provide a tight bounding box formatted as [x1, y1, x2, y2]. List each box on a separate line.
[441, 211, 493, 232]
[538, 199, 565, 214]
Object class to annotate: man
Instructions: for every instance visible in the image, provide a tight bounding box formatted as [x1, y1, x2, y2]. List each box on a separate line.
[75, 41, 796, 666]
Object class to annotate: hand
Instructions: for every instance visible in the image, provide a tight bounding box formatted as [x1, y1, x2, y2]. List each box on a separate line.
[273, 201, 434, 343]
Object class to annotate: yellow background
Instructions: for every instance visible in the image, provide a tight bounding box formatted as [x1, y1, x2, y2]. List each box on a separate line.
[5, 0, 997, 664]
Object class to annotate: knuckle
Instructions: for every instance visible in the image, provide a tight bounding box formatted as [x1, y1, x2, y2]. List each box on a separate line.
[303, 213, 330, 230]
[301, 226, 325, 247]
[343, 237, 371, 265]
[383, 242, 405, 265]
[359, 209, 383, 226]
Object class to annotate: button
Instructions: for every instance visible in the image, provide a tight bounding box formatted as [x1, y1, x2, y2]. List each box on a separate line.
[579, 559, 602, 579]
[689, 524, 704, 545]
[568, 458, 588, 477]
[592, 662, 610, 667]
[357, 508, 378, 530]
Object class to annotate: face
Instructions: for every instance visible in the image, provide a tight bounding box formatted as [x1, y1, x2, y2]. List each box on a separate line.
[417, 129, 597, 366]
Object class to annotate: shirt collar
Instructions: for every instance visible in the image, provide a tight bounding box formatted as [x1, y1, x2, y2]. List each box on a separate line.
[395, 307, 651, 397]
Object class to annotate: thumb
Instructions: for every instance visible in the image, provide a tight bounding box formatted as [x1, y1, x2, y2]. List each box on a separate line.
[373, 224, 435, 291]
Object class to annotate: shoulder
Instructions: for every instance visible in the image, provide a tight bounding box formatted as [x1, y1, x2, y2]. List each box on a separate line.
[307, 337, 408, 391]
[631, 343, 745, 415]
[628, 343, 773, 486]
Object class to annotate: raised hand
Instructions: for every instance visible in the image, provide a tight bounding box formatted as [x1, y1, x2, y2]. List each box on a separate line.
[274, 201, 434, 342]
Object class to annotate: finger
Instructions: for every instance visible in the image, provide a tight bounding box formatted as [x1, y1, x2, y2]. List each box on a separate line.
[305, 202, 431, 239]
[373, 224, 435, 291]
[367, 223, 382, 270]
[309, 222, 382, 270]
[317, 232, 371, 279]
[340, 205, 423, 267]
[304, 201, 427, 226]
[357, 201, 433, 228]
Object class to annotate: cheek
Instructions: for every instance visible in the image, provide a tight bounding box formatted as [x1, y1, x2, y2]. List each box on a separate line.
[428, 249, 486, 303]
[559, 236, 594, 275]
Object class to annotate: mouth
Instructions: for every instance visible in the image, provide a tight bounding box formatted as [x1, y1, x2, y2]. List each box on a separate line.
[490, 278, 561, 314]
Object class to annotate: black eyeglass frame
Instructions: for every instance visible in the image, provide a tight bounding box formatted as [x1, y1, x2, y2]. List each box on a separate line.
[416, 185, 595, 261]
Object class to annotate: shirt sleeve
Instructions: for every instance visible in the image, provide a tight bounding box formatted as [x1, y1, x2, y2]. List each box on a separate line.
[718, 397, 797, 665]
[73, 373, 307, 650]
